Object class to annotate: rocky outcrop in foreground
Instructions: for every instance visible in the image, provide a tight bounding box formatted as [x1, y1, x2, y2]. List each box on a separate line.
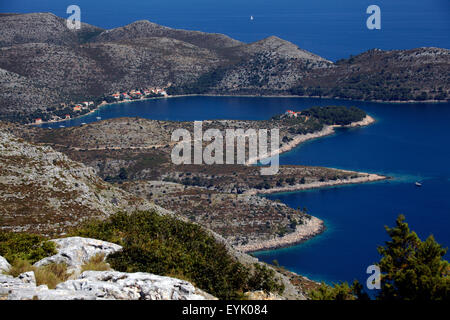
[0, 236, 214, 300]
[1, 270, 212, 300]
[33, 237, 122, 276]
[0, 256, 11, 274]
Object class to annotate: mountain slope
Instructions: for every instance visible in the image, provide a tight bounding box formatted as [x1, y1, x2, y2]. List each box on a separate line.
[0, 124, 318, 299]
[195, 36, 332, 94]
[0, 12, 103, 47]
[0, 13, 448, 122]
[0, 126, 162, 235]
[90, 19, 243, 51]
[0, 67, 62, 116]
[291, 47, 450, 101]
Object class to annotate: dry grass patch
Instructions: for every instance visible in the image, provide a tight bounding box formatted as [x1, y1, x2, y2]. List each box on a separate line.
[8, 258, 71, 289]
[80, 253, 110, 273]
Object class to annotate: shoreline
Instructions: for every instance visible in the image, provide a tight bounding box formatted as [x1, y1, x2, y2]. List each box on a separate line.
[27, 96, 389, 254]
[29, 93, 448, 127]
[247, 115, 376, 165]
[244, 172, 388, 196]
[238, 115, 386, 252]
[29, 95, 171, 126]
[196, 94, 448, 104]
[236, 173, 387, 253]
[235, 216, 326, 253]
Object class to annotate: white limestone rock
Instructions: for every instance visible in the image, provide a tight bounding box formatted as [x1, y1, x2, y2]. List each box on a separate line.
[0, 255, 11, 274]
[18, 271, 36, 285]
[1, 270, 213, 300]
[34, 237, 122, 275]
[0, 274, 36, 298]
[1, 238, 214, 300]
[0, 272, 96, 300]
[57, 271, 211, 300]
[31, 288, 98, 300]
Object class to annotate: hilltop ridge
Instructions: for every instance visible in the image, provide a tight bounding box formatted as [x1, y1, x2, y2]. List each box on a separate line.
[0, 12, 448, 123]
[91, 19, 243, 51]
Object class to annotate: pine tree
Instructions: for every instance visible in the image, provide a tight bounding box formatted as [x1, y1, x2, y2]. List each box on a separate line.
[308, 215, 449, 300]
[377, 214, 450, 300]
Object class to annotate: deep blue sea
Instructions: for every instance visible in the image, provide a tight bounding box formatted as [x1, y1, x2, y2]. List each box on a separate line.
[39, 96, 450, 293]
[1, 0, 449, 61]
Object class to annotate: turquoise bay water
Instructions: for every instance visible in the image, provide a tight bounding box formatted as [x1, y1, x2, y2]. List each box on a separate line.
[41, 96, 450, 291]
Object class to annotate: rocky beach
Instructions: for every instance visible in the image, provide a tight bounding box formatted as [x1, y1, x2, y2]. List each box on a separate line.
[235, 216, 325, 253]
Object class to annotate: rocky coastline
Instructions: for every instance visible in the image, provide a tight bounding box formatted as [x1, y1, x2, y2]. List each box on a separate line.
[238, 115, 389, 252]
[247, 115, 376, 165]
[235, 216, 325, 253]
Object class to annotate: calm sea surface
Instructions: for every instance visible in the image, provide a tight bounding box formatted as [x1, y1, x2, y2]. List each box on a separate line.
[40, 96, 450, 290]
[1, 0, 449, 61]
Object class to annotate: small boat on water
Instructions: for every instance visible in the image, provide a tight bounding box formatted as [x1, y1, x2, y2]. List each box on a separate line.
[415, 182, 422, 187]
[96, 116, 102, 120]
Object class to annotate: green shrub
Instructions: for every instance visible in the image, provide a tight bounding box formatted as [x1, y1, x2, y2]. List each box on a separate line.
[377, 215, 450, 300]
[309, 215, 450, 300]
[247, 264, 285, 294]
[308, 281, 367, 300]
[0, 232, 56, 264]
[73, 210, 284, 299]
[301, 106, 366, 126]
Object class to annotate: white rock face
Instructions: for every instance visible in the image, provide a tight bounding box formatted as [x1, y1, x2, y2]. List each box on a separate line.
[0, 255, 11, 274]
[1, 237, 213, 300]
[1, 271, 212, 300]
[18, 271, 36, 285]
[34, 237, 122, 275]
[57, 271, 211, 300]
[0, 274, 34, 293]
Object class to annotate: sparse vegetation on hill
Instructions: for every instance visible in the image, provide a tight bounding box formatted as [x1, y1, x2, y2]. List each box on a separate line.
[0, 127, 160, 235]
[1, 106, 375, 246]
[0, 13, 448, 122]
[290, 48, 450, 102]
[120, 180, 313, 247]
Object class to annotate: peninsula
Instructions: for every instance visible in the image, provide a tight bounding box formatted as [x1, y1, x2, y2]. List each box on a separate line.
[2, 106, 386, 251]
